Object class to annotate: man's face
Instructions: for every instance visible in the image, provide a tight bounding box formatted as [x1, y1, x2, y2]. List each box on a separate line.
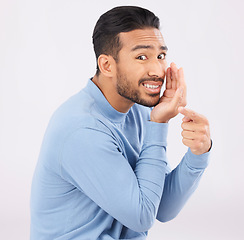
[114, 28, 168, 107]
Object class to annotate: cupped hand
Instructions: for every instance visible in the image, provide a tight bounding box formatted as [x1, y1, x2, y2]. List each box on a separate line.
[150, 63, 187, 123]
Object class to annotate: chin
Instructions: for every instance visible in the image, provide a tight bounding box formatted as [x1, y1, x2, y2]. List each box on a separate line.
[136, 96, 160, 108]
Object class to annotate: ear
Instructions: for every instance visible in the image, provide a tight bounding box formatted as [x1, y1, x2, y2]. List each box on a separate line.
[97, 54, 116, 77]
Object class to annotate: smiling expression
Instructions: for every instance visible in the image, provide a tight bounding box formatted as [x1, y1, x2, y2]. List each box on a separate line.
[114, 28, 168, 107]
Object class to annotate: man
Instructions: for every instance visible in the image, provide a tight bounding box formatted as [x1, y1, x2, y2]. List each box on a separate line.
[30, 6, 212, 240]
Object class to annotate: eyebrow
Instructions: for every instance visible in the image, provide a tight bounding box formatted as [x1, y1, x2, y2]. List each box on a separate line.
[131, 45, 168, 52]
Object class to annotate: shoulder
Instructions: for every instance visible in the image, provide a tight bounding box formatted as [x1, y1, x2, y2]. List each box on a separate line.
[45, 90, 113, 143]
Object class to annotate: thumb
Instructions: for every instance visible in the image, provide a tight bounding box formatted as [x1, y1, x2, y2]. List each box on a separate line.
[170, 87, 183, 109]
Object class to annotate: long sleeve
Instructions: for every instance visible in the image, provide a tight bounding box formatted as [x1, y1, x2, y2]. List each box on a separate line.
[156, 148, 210, 222]
[60, 121, 169, 233]
[30, 80, 210, 239]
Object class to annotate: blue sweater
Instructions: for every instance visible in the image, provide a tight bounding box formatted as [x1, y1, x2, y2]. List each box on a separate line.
[30, 79, 210, 240]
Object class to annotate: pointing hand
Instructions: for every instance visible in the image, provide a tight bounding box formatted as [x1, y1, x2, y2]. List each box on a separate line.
[178, 107, 212, 155]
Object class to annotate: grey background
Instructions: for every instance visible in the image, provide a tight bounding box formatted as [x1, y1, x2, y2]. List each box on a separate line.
[1, 0, 243, 239]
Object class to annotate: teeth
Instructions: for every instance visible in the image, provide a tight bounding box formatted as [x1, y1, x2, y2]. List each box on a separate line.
[144, 84, 159, 89]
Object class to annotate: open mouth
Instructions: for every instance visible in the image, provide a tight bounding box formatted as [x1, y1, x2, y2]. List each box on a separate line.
[142, 82, 162, 94]
[142, 83, 161, 89]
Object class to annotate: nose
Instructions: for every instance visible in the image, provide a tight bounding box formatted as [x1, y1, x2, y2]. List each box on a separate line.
[148, 60, 166, 78]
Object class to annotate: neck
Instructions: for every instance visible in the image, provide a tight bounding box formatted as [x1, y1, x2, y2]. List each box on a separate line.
[92, 74, 134, 113]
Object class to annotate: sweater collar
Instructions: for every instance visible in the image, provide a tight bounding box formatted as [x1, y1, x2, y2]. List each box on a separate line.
[84, 79, 129, 123]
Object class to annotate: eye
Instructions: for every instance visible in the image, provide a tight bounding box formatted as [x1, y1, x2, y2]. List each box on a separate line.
[158, 53, 166, 60]
[137, 55, 147, 60]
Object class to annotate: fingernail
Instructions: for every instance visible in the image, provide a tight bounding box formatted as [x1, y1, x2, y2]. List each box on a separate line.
[178, 107, 184, 112]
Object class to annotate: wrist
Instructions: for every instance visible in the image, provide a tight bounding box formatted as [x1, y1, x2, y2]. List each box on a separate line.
[150, 116, 169, 123]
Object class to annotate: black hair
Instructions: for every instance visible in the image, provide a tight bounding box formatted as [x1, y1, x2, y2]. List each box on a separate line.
[92, 6, 160, 75]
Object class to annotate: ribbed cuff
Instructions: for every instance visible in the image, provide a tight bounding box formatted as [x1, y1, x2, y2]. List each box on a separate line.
[144, 121, 168, 146]
[185, 148, 210, 169]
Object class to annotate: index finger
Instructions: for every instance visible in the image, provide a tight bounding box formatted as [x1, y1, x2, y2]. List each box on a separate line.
[178, 107, 207, 123]
[166, 67, 172, 89]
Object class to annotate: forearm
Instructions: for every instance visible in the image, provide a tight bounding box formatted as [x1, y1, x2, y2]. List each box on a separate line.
[156, 148, 210, 222]
[132, 121, 169, 230]
[61, 121, 170, 232]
